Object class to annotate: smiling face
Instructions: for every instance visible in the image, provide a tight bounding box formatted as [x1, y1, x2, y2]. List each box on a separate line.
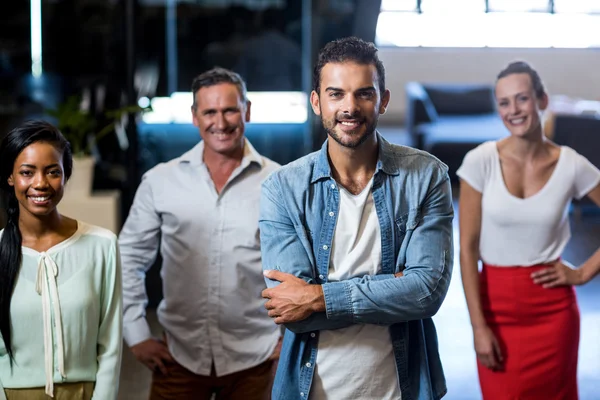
[7, 142, 66, 218]
[191, 82, 250, 158]
[311, 61, 390, 149]
[495, 72, 548, 138]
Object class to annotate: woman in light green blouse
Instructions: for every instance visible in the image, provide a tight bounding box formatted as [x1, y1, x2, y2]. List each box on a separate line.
[0, 120, 122, 399]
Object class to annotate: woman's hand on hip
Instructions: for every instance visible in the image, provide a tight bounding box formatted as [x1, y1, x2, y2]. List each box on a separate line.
[531, 260, 584, 288]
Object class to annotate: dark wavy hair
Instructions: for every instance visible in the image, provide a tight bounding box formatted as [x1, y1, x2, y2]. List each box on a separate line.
[313, 36, 386, 95]
[0, 120, 72, 363]
[496, 60, 546, 99]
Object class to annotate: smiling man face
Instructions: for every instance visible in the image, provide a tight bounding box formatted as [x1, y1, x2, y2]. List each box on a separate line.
[311, 61, 390, 150]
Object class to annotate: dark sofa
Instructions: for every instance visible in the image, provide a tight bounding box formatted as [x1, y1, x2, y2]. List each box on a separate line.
[553, 114, 600, 169]
[552, 113, 600, 212]
[405, 82, 508, 179]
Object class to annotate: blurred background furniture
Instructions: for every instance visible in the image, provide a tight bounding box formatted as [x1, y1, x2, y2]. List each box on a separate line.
[553, 114, 600, 168]
[58, 190, 121, 233]
[552, 113, 600, 214]
[405, 82, 507, 179]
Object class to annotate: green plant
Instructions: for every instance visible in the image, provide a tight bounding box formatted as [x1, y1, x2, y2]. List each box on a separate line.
[47, 95, 148, 157]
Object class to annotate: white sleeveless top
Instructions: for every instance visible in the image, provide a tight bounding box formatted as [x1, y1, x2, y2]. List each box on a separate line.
[456, 141, 600, 267]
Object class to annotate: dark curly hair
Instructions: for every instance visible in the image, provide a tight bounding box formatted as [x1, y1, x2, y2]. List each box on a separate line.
[496, 61, 546, 99]
[313, 36, 386, 95]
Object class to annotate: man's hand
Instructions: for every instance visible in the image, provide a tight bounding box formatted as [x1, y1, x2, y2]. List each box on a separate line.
[130, 337, 175, 375]
[531, 260, 585, 288]
[262, 270, 325, 324]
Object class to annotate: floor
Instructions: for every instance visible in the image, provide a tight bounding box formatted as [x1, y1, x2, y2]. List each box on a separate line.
[117, 194, 600, 400]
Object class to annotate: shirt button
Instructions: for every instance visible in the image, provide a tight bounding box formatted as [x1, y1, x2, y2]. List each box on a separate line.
[322, 245, 328, 250]
[330, 184, 335, 189]
[300, 393, 305, 397]
[318, 274, 324, 280]
[310, 333, 316, 338]
[305, 362, 312, 368]
[329, 211, 334, 217]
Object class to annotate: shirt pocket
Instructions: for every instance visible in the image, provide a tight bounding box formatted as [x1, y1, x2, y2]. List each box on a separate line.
[300, 224, 314, 247]
[395, 210, 419, 240]
[394, 210, 420, 267]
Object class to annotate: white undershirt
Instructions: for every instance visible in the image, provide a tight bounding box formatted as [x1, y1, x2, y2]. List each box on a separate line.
[309, 179, 402, 400]
[457, 141, 600, 266]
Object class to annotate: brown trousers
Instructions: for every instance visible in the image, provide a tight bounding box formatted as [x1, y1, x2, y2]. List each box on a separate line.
[149, 358, 275, 400]
[4, 382, 94, 400]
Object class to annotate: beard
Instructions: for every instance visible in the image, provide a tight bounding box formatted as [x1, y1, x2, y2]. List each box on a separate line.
[322, 111, 378, 149]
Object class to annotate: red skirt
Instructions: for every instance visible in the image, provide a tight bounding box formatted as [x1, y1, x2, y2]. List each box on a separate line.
[478, 263, 580, 400]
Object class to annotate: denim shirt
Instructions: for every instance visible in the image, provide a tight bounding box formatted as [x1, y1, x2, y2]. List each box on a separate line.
[259, 133, 454, 400]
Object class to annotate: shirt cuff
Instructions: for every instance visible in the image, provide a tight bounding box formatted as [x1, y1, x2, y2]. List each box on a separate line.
[322, 281, 353, 321]
[123, 318, 153, 347]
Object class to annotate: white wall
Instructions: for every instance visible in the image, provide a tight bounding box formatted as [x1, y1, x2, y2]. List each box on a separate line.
[378, 47, 600, 124]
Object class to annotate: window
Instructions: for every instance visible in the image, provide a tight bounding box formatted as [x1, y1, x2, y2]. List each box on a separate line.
[376, 0, 600, 48]
[487, 0, 549, 12]
[421, 0, 485, 13]
[381, 0, 417, 12]
[554, 0, 600, 13]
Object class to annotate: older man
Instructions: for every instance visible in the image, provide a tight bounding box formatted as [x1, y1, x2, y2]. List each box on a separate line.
[119, 67, 280, 400]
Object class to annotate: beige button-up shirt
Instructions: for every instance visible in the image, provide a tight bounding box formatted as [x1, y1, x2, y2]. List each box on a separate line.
[119, 138, 280, 376]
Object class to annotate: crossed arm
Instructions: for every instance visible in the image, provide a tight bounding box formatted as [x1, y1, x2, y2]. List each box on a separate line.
[259, 170, 454, 333]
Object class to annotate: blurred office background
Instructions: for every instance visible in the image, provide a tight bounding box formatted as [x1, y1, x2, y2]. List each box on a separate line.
[1, 1, 599, 398]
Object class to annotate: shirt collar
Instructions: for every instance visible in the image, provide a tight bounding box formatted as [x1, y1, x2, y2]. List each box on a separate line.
[179, 137, 263, 169]
[310, 131, 400, 184]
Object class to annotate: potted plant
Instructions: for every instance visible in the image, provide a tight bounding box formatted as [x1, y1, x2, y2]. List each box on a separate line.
[47, 96, 145, 198]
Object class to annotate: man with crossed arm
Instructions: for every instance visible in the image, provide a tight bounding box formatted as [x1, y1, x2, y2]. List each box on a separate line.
[259, 37, 454, 400]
